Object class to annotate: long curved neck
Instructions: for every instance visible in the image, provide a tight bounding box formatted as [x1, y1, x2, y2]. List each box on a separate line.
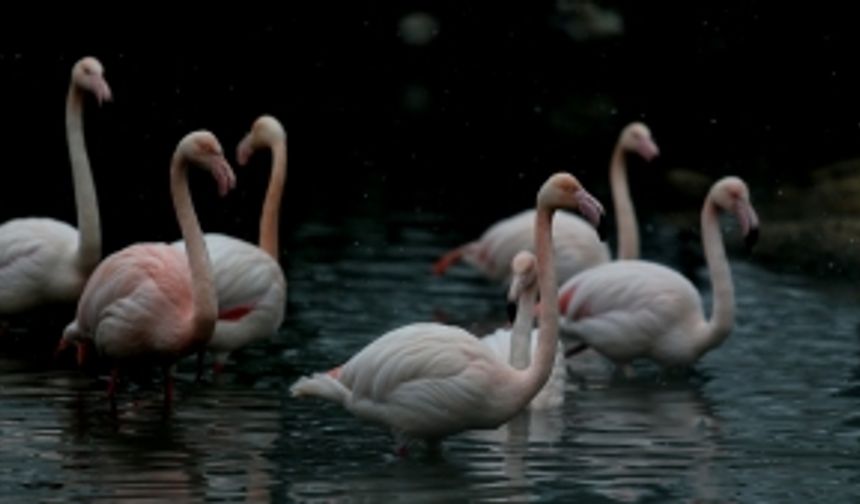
[259, 140, 287, 260]
[67, 85, 101, 274]
[170, 154, 217, 336]
[696, 198, 734, 355]
[509, 289, 536, 369]
[519, 206, 559, 397]
[610, 145, 638, 260]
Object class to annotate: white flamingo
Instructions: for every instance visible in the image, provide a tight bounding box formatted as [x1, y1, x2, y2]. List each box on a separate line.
[0, 57, 111, 317]
[174, 115, 287, 374]
[558, 176, 759, 372]
[290, 172, 603, 454]
[480, 251, 565, 409]
[433, 122, 658, 284]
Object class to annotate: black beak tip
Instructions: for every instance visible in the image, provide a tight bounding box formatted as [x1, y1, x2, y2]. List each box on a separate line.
[745, 227, 759, 253]
[506, 301, 517, 323]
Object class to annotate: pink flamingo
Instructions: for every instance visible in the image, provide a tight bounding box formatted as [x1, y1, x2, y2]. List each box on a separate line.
[433, 122, 659, 284]
[558, 176, 759, 373]
[0, 57, 111, 317]
[480, 251, 565, 409]
[61, 131, 236, 404]
[291, 173, 603, 453]
[174, 115, 287, 374]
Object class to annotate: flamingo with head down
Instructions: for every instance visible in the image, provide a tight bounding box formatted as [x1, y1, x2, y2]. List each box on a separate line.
[558, 176, 759, 374]
[61, 131, 236, 405]
[174, 115, 287, 375]
[290, 172, 603, 454]
[433, 122, 659, 284]
[0, 57, 111, 321]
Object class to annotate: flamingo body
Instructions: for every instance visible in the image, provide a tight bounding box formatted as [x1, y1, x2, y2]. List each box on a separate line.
[174, 233, 286, 362]
[439, 209, 608, 284]
[66, 244, 202, 364]
[559, 260, 705, 367]
[0, 219, 86, 312]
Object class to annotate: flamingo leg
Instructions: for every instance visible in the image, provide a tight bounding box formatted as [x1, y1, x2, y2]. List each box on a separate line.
[76, 342, 89, 367]
[107, 368, 120, 406]
[212, 361, 226, 375]
[195, 351, 205, 383]
[164, 366, 175, 404]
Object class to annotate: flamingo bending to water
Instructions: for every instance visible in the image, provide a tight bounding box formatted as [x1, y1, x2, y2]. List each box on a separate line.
[62, 131, 236, 404]
[290, 173, 603, 453]
[174, 115, 287, 374]
[433, 122, 658, 284]
[0, 57, 111, 317]
[558, 176, 759, 372]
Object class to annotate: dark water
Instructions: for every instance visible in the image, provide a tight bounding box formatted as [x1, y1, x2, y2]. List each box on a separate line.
[1, 213, 859, 503]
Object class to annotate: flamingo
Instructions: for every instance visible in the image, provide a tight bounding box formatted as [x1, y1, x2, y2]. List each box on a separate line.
[480, 251, 565, 409]
[0, 57, 111, 317]
[290, 172, 603, 454]
[432, 122, 659, 284]
[61, 131, 236, 404]
[558, 176, 759, 372]
[174, 115, 287, 374]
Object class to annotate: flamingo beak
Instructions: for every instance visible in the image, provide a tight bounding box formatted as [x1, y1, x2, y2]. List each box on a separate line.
[210, 155, 236, 197]
[637, 139, 660, 161]
[735, 200, 760, 252]
[237, 134, 254, 166]
[575, 189, 605, 231]
[96, 79, 113, 105]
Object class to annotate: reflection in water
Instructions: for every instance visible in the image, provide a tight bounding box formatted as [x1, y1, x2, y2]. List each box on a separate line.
[1, 214, 859, 502]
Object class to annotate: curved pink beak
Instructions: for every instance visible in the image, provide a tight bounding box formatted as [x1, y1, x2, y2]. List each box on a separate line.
[735, 200, 760, 251]
[637, 139, 660, 161]
[209, 155, 236, 197]
[96, 79, 113, 106]
[237, 134, 254, 166]
[575, 189, 605, 229]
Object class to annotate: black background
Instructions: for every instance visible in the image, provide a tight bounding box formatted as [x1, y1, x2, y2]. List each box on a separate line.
[0, 3, 858, 258]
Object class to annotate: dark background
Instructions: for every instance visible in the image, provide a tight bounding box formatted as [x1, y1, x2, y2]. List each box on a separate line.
[0, 3, 858, 263]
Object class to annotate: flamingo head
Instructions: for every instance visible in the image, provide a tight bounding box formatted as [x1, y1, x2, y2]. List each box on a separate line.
[179, 131, 237, 197]
[538, 172, 605, 229]
[237, 115, 287, 166]
[710, 176, 760, 251]
[620, 122, 659, 161]
[72, 57, 112, 105]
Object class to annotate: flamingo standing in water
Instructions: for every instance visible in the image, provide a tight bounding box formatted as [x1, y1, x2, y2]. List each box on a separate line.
[0, 57, 111, 317]
[558, 176, 759, 372]
[433, 122, 658, 284]
[61, 131, 236, 404]
[174, 115, 287, 374]
[291, 173, 603, 453]
[480, 251, 565, 409]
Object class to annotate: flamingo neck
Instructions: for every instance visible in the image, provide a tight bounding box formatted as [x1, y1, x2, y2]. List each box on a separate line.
[509, 289, 536, 369]
[519, 206, 559, 400]
[170, 153, 217, 340]
[67, 85, 101, 275]
[697, 198, 734, 355]
[259, 140, 286, 261]
[610, 145, 638, 260]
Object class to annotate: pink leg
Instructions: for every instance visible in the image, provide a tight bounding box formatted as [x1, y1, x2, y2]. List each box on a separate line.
[195, 351, 205, 382]
[107, 368, 120, 404]
[76, 342, 90, 367]
[163, 367, 175, 404]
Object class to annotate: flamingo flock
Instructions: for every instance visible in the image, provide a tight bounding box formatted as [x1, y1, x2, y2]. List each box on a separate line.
[0, 56, 763, 456]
